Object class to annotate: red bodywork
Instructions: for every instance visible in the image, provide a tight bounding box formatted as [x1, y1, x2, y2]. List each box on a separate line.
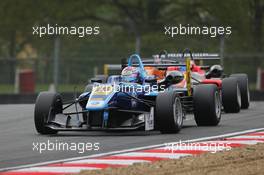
[201, 79, 222, 87]
[190, 61, 222, 88]
[145, 60, 223, 88]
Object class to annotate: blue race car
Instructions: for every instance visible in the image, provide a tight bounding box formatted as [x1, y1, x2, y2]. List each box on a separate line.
[34, 54, 186, 134]
[34, 53, 221, 135]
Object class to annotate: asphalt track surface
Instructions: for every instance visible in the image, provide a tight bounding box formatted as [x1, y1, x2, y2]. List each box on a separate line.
[0, 102, 263, 170]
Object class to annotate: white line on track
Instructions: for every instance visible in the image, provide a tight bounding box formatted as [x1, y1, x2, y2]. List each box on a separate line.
[66, 159, 149, 165]
[14, 166, 99, 173]
[118, 152, 190, 159]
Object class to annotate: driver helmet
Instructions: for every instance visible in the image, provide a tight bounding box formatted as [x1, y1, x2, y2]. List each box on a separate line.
[210, 65, 223, 77]
[121, 66, 139, 82]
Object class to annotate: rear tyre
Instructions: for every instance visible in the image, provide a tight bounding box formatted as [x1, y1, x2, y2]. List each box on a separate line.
[194, 84, 221, 126]
[34, 92, 62, 135]
[222, 77, 241, 113]
[230, 74, 250, 109]
[155, 91, 183, 133]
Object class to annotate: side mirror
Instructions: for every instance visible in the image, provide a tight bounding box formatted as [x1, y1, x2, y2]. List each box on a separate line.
[166, 71, 184, 84]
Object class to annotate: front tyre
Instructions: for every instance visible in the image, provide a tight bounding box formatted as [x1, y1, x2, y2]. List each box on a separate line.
[34, 92, 62, 135]
[194, 84, 221, 126]
[155, 91, 183, 134]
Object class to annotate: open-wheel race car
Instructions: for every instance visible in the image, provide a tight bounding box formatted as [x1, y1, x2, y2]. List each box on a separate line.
[34, 52, 222, 135]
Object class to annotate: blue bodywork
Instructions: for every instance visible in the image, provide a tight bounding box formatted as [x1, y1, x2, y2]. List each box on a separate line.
[43, 53, 190, 131]
[79, 54, 159, 113]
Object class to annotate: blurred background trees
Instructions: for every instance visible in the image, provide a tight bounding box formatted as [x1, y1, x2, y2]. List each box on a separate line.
[0, 0, 263, 92]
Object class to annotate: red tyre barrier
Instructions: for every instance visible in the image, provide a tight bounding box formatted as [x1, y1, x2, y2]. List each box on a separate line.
[19, 69, 35, 93]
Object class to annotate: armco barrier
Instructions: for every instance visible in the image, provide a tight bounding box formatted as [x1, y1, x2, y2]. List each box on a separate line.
[250, 90, 264, 101]
[0, 91, 263, 104]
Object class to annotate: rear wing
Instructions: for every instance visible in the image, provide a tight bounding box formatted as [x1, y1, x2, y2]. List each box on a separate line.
[153, 53, 221, 60]
[103, 52, 221, 75]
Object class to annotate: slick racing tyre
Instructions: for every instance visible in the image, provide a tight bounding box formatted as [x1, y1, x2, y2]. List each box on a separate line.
[155, 91, 183, 134]
[194, 84, 221, 126]
[34, 92, 62, 135]
[222, 77, 241, 113]
[230, 74, 250, 109]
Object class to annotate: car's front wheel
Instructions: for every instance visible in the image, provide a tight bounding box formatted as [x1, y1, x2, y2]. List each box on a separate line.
[34, 92, 62, 135]
[194, 84, 221, 126]
[155, 91, 183, 134]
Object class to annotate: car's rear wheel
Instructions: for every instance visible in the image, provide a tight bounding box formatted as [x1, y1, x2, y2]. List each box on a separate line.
[155, 91, 183, 133]
[194, 84, 221, 126]
[34, 92, 62, 135]
[222, 77, 241, 113]
[230, 74, 250, 109]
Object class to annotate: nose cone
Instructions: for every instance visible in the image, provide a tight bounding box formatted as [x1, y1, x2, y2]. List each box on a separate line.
[86, 84, 115, 111]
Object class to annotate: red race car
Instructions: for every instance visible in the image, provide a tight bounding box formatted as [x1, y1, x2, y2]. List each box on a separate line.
[148, 49, 250, 114]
